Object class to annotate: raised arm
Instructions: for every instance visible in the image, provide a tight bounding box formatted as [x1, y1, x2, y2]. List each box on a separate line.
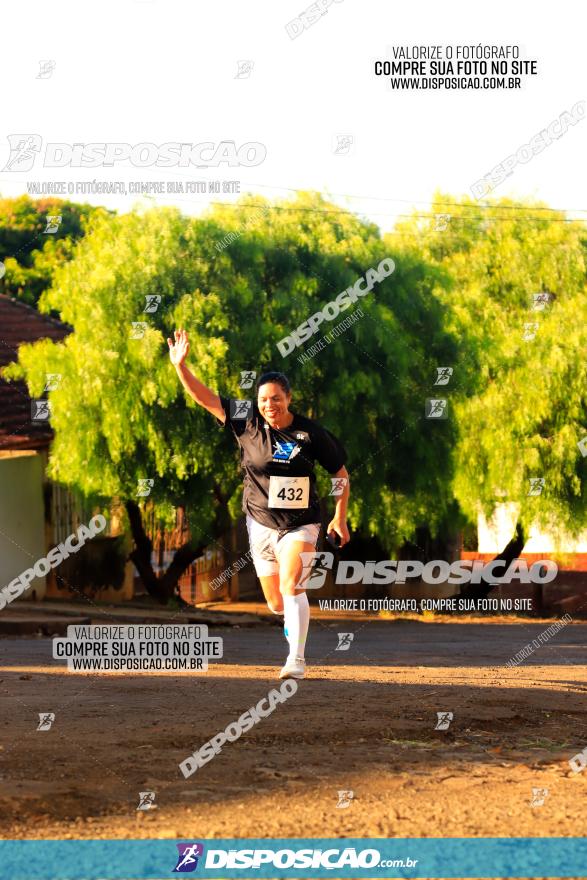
[167, 328, 225, 423]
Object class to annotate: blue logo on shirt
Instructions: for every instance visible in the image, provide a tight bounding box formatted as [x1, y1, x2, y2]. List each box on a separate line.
[273, 440, 300, 461]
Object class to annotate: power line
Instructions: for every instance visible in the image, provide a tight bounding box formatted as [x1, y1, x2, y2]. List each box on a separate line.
[233, 182, 587, 215]
[207, 200, 587, 224]
[2, 183, 586, 226]
[4, 168, 587, 214]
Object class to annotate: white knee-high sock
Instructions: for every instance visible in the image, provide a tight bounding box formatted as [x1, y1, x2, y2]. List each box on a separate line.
[283, 593, 310, 660]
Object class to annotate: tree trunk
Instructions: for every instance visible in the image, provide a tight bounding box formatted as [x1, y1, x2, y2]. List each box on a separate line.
[125, 500, 204, 605]
[459, 521, 526, 602]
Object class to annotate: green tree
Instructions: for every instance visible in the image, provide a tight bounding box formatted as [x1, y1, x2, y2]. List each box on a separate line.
[0, 194, 102, 306]
[393, 195, 587, 596]
[4, 193, 461, 601]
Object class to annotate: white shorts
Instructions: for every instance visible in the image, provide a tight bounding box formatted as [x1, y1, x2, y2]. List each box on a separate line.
[245, 514, 320, 577]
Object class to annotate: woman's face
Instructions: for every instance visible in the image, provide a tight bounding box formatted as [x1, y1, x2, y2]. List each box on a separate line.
[257, 382, 292, 427]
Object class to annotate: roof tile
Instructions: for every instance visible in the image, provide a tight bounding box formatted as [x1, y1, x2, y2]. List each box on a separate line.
[0, 294, 70, 450]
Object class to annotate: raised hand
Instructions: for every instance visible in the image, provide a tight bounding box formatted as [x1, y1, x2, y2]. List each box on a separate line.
[167, 328, 190, 367]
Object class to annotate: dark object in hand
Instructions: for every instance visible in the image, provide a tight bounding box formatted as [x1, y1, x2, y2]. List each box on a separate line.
[326, 531, 341, 549]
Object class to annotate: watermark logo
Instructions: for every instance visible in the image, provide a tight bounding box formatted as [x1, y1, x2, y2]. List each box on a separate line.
[37, 712, 55, 731]
[215, 205, 270, 252]
[299, 551, 334, 589]
[528, 477, 545, 496]
[43, 373, 62, 391]
[235, 60, 254, 79]
[336, 632, 354, 651]
[130, 322, 148, 339]
[308, 557, 558, 588]
[433, 367, 453, 386]
[532, 291, 553, 311]
[471, 101, 585, 199]
[277, 258, 395, 357]
[336, 789, 354, 808]
[201, 847, 392, 871]
[333, 134, 354, 155]
[297, 307, 364, 366]
[329, 477, 347, 496]
[0, 514, 107, 611]
[239, 370, 256, 389]
[37, 60, 56, 79]
[285, 0, 344, 40]
[43, 214, 62, 234]
[144, 295, 161, 313]
[435, 711, 453, 731]
[53, 624, 221, 673]
[137, 478, 154, 498]
[425, 398, 448, 419]
[137, 791, 157, 811]
[3, 134, 42, 171]
[568, 747, 587, 773]
[230, 399, 252, 420]
[174, 843, 205, 873]
[31, 400, 51, 421]
[434, 213, 451, 231]
[210, 549, 252, 592]
[2, 137, 267, 170]
[530, 787, 549, 807]
[180, 679, 298, 778]
[505, 614, 571, 667]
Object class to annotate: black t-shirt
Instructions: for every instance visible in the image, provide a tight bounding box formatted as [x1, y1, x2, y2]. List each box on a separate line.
[218, 396, 346, 530]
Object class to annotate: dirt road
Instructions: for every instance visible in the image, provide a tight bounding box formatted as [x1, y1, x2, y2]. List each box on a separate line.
[1, 612, 586, 841]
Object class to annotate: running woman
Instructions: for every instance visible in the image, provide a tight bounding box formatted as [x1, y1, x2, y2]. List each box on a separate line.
[168, 328, 350, 679]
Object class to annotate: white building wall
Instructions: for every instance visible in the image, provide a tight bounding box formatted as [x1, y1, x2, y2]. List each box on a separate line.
[0, 452, 47, 599]
[478, 503, 587, 554]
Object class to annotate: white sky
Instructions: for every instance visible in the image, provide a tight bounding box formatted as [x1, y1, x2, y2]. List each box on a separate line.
[0, 0, 585, 232]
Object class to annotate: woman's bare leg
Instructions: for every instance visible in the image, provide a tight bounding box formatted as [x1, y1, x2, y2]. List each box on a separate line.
[277, 540, 316, 596]
[258, 573, 283, 613]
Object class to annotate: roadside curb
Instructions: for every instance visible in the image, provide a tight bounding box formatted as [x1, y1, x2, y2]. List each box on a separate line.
[1, 604, 274, 636]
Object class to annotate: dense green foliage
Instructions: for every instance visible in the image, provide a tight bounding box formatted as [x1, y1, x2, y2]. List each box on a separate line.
[4, 192, 586, 564]
[393, 195, 587, 545]
[0, 194, 101, 305]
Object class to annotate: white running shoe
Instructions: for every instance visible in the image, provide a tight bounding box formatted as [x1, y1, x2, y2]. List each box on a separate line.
[279, 656, 306, 679]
